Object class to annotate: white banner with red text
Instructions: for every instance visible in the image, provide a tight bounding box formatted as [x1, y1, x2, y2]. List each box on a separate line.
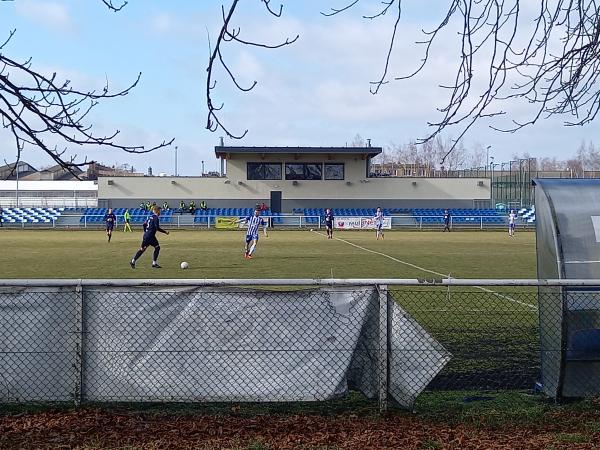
[334, 216, 392, 230]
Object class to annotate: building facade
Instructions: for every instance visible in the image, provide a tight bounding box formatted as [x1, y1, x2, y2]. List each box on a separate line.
[97, 146, 491, 210]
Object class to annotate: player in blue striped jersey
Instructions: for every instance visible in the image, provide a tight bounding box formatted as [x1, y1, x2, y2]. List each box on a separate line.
[238, 209, 268, 259]
[373, 207, 385, 240]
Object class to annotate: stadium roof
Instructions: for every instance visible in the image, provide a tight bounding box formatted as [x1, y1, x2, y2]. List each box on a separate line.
[215, 146, 382, 158]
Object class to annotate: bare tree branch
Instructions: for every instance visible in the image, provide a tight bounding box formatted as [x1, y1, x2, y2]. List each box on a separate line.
[321, 0, 361, 17]
[206, 1, 298, 139]
[100, 0, 128, 12]
[1, 0, 173, 177]
[205, 1, 600, 163]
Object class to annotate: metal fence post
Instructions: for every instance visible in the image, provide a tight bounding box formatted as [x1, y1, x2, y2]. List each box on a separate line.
[74, 282, 84, 406]
[378, 284, 389, 412]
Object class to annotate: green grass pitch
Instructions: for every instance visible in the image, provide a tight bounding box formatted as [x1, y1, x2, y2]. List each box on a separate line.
[0, 228, 540, 390]
[0, 229, 536, 279]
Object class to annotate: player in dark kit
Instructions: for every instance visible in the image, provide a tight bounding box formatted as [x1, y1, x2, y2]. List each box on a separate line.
[130, 206, 169, 269]
[103, 208, 117, 242]
[443, 209, 451, 232]
[324, 208, 334, 239]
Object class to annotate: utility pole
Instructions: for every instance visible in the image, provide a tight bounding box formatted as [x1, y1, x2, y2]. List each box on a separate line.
[490, 156, 494, 208]
[175, 146, 178, 176]
[15, 161, 19, 208]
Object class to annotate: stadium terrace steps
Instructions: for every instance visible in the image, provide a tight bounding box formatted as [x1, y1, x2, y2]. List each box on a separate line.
[79, 208, 174, 224]
[519, 206, 536, 223]
[3, 206, 534, 227]
[1, 207, 65, 224]
[411, 208, 505, 225]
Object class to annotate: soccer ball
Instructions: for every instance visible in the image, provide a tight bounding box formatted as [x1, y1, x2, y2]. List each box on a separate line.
[180, 261, 189, 269]
[310, 228, 313, 232]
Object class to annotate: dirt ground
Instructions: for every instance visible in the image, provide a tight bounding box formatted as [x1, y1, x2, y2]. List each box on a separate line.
[2, 406, 600, 449]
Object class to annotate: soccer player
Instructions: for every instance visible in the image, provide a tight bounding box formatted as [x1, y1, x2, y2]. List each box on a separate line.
[373, 207, 385, 240]
[443, 209, 451, 232]
[103, 208, 117, 242]
[239, 208, 268, 259]
[130, 206, 169, 269]
[123, 209, 132, 232]
[324, 208, 334, 239]
[508, 209, 517, 237]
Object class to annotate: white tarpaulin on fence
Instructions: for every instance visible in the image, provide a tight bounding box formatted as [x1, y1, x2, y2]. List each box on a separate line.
[0, 285, 450, 408]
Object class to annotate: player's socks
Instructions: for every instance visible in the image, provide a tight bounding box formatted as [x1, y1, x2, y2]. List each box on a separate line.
[249, 242, 256, 255]
[153, 247, 160, 262]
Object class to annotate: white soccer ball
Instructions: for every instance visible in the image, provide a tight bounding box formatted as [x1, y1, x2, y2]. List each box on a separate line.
[310, 228, 313, 232]
[180, 261, 189, 269]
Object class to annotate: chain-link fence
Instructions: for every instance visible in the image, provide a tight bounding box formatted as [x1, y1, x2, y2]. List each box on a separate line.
[1, 279, 598, 409]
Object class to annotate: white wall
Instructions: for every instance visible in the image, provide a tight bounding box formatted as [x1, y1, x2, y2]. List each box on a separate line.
[98, 176, 489, 201]
[0, 180, 98, 207]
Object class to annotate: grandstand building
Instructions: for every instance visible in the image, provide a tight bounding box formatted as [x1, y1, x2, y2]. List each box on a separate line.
[0, 147, 542, 228]
[97, 146, 491, 211]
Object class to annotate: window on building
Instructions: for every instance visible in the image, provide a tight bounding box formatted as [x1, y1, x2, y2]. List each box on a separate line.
[285, 163, 323, 180]
[247, 163, 282, 180]
[324, 163, 345, 180]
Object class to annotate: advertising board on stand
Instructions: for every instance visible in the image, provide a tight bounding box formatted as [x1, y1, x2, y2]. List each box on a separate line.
[215, 217, 241, 229]
[335, 216, 392, 230]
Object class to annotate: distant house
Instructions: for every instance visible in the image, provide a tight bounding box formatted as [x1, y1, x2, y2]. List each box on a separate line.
[370, 162, 435, 177]
[85, 162, 143, 180]
[0, 161, 38, 180]
[21, 164, 84, 181]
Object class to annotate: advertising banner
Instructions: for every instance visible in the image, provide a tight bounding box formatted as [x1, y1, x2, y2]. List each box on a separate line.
[335, 216, 392, 230]
[215, 217, 240, 229]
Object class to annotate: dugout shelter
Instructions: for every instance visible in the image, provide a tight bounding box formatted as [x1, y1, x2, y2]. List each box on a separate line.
[534, 178, 600, 398]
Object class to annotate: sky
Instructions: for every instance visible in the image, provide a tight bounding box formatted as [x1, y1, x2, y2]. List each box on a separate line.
[1, 0, 599, 175]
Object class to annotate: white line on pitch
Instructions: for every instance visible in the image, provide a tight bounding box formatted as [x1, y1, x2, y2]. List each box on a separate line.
[311, 230, 537, 310]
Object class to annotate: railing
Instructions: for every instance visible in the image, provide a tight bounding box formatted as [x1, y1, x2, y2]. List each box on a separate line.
[0, 214, 535, 230]
[1, 278, 590, 410]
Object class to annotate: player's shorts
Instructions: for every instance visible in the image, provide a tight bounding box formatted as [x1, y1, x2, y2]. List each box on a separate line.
[326, 222, 333, 229]
[141, 234, 159, 248]
[509, 223, 515, 229]
[125, 219, 130, 224]
[106, 223, 114, 231]
[245, 234, 259, 243]
[376, 223, 383, 230]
